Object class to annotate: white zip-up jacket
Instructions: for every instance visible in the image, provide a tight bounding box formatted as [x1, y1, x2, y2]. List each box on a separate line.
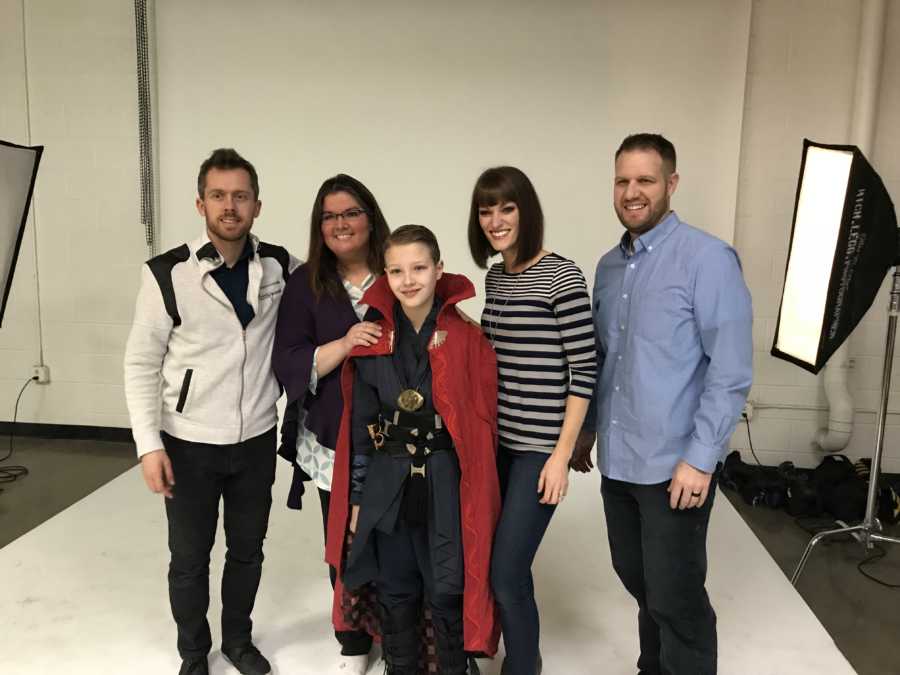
[124, 232, 300, 457]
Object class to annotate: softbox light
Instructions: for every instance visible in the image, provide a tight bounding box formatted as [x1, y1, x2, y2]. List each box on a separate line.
[0, 140, 43, 328]
[772, 139, 898, 374]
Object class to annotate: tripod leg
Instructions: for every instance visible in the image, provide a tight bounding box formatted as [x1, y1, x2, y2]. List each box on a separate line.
[791, 524, 864, 586]
[870, 532, 900, 547]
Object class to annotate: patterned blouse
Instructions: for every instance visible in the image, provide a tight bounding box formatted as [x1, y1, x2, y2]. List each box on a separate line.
[295, 273, 374, 490]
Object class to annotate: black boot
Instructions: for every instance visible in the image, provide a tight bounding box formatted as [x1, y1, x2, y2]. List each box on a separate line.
[432, 613, 466, 675]
[380, 603, 419, 675]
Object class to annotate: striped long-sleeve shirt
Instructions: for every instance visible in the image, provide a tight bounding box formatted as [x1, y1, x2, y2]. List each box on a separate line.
[481, 252, 597, 453]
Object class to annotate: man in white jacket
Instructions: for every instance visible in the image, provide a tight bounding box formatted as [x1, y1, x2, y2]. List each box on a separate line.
[124, 148, 299, 675]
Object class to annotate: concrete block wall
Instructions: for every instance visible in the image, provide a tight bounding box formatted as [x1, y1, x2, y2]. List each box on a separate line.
[730, 0, 900, 472]
[0, 0, 141, 429]
[0, 0, 46, 422]
[2, 0, 900, 474]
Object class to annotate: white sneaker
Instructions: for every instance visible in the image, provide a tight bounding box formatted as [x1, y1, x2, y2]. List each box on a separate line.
[336, 654, 368, 675]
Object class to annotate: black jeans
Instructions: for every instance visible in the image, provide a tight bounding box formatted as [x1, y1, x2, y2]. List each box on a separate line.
[317, 488, 374, 656]
[490, 447, 557, 675]
[601, 475, 718, 675]
[163, 428, 276, 660]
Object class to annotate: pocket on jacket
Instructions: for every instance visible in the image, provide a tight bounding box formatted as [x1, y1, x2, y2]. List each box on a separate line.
[176, 368, 194, 413]
[259, 281, 283, 302]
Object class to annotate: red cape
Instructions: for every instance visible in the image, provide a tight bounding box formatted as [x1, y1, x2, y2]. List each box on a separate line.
[325, 272, 501, 655]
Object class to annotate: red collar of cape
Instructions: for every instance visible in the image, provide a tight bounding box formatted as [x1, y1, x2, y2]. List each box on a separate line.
[325, 271, 501, 655]
[358, 271, 475, 340]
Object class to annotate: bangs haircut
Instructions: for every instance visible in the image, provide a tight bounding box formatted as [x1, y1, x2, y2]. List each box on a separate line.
[385, 224, 441, 264]
[467, 166, 544, 269]
[615, 133, 677, 176]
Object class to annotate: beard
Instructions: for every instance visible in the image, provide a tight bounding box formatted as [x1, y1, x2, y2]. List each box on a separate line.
[206, 214, 252, 243]
[616, 199, 670, 237]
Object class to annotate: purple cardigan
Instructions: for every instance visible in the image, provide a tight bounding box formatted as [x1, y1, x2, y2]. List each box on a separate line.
[273, 263, 361, 509]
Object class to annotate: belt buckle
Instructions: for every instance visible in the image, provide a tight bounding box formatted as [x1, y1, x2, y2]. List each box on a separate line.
[367, 423, 385, 450]
[410, 464, 426, 478]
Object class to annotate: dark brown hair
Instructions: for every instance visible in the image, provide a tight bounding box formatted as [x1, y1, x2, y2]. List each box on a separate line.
[197, 148, 259, 199]
[306, 174, 390, 299]
[385, 225, 441, 264]
[467, 166, 544, 269]
[615, 133, 677, 175]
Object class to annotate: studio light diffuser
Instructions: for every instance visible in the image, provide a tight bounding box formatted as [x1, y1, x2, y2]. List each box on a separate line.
[772, 140, 897, 374]
[0, 139, 42, 327]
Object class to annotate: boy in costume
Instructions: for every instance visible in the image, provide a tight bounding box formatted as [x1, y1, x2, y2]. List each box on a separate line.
[326, 225, 500, 674]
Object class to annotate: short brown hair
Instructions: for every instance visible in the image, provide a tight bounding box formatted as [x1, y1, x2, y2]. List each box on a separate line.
[197, 148, 259, 199]
[615, 133, 677, 175]
[467, 166, 544, 269]
[385, 224, 441, 264]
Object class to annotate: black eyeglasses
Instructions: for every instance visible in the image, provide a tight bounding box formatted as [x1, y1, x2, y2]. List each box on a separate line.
[321, 208, 367, 225]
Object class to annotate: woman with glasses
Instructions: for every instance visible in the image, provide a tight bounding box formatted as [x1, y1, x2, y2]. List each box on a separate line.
[467, 166, 597, 675]
[273, 174, 390, 675]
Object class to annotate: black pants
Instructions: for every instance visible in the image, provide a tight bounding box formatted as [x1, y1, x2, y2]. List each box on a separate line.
[601, 475, 718, 675]
[317, 488, 374, 656]
[374, 520, 463, 619]
[490, 447, 556, 675]
[163, 428, 276, 660]
[375, 521, 465, 673]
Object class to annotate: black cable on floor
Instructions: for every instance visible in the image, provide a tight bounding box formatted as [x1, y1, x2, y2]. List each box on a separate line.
[0, 376, 36, 490]
[857, 545, 900, 589]
[794, 513, 900, 589]
[742, 412, 763, 466]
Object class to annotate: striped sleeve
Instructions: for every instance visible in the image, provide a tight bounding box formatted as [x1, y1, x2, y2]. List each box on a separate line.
[550, 261, 597, 399]
[482, 253, 599, 452]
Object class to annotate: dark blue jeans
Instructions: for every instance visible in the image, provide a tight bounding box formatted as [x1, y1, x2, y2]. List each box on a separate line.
[601, 475, 718, 675]
[163, 428, 276, 660]
[490, 447, 556, 675]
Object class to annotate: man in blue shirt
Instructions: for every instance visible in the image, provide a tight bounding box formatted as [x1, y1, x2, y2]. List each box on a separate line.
[574, 134, 752, 674]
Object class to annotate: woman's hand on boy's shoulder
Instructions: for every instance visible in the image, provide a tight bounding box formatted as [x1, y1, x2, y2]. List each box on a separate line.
[342, 321, 382, 353]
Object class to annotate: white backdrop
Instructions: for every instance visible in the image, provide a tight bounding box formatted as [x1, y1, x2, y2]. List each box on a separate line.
[155, 0, 750, 315]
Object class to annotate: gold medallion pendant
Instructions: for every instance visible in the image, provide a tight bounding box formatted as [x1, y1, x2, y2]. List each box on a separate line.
[397, 389, 425, 412]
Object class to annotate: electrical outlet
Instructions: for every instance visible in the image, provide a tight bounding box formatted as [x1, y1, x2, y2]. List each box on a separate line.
[32, 365, 50, 384]
[742, 399, 755, 421]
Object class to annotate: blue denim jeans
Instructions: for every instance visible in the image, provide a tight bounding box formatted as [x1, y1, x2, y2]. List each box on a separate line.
[490, 447, 556, 675]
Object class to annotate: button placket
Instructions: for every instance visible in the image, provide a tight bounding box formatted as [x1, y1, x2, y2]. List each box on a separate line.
[612, 254, 638, 428]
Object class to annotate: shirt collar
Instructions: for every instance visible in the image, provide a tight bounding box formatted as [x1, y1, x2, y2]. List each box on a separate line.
[618, 211, 681, 257]
[235, 238, 255, 263]
[395, 298, 443, 335]
[196, 234, 256, 265]
[342, 273, 376, 294]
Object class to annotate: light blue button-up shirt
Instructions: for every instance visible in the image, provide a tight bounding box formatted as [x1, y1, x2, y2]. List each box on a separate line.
[587, 211, 753, 484]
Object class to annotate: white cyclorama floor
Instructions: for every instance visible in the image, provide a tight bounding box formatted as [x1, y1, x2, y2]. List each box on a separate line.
[2, 464, 854, 675]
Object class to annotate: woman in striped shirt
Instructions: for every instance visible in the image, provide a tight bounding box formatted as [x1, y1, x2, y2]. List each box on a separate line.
[468, 166, 597, 675]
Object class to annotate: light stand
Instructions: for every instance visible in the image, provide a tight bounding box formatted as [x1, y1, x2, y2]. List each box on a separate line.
[769, 140, 899, 585]
[791, 261, 900, 585]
